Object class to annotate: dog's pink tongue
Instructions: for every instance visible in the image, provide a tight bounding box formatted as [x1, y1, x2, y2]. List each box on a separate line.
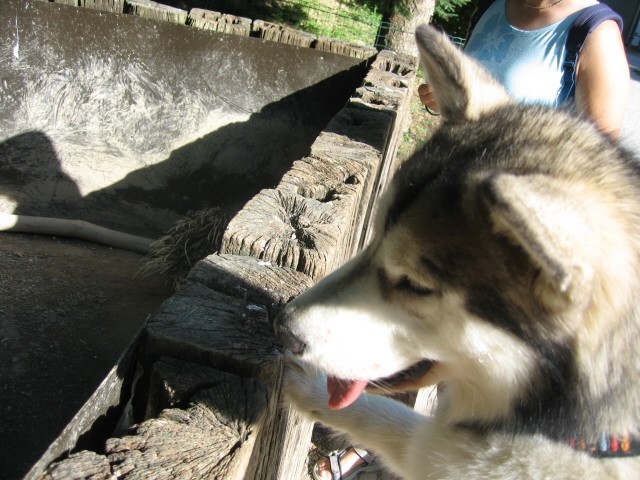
[327, 376, 368, 410]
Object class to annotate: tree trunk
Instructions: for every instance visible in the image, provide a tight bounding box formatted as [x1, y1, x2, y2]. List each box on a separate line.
[384, 0, 436, 56]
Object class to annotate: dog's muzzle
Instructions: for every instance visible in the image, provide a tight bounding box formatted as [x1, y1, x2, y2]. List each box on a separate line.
[273, 310, 306, 355]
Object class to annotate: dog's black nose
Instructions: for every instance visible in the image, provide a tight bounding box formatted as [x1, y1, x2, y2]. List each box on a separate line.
[273, 314, 306, 355]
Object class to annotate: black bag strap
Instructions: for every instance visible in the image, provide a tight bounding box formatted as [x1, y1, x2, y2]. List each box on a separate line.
[557, 3, 623, 104]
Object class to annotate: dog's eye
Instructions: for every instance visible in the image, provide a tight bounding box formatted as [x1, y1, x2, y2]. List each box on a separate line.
[396, 276, 435, 296]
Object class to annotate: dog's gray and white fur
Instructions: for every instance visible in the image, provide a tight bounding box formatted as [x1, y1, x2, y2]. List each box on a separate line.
[274, 25, 640, 478]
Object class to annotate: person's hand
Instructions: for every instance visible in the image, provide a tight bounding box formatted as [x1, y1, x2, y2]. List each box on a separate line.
[418, 83, 440, 115]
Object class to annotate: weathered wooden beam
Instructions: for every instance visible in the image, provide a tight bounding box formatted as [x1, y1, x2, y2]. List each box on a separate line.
[185, 253, 314, 318]
[247, 393, 314, 480]
[109, 373, 268, 478]
[80, 0, 124, 12]
[142, 279, 314, 480]
[41, 366, 270, 480]
[188, 8, 251, 36]
[221, 188, 352, 280]
[278, 152, 370, 201]
[221, 106, 395, 280]
[277, 145, 378, 259]
[51, 0, 79, 5]
[143, 282, 278, 380]
[323, 105, 394, 153]
[315, 36, 377, 60]
[351, 73, 411, 112]
[144, 357, 231, 419]
[124, 0, 187, 24]
[359, 50, 417, 211]
[372, 49, 417, 76]
[39, 451, 111, 479]
[252, 20, 316, 48]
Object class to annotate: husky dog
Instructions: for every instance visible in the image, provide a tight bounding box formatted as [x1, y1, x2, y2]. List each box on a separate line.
[274, 25, 640, 479]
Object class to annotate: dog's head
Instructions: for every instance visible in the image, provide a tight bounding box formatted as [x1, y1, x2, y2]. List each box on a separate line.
[274, 26, 640, 426]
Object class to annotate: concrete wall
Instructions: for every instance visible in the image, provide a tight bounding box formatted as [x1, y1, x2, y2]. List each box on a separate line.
[1, 0, 369, 237]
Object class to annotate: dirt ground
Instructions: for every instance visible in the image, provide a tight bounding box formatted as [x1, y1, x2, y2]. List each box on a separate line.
[0, 232, 174, 480]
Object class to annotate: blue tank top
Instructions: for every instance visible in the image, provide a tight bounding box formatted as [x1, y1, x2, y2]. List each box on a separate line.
[464, 0, 598, 107]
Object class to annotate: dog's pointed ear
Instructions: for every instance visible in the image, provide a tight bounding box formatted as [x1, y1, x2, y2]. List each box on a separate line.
[478, 173, 595, 313]
[415, 24, 511, 120]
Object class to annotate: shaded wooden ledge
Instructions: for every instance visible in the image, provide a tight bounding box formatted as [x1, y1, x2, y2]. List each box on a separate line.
[188, 8, 251, 36]
[186, 253, 315, 318]
[41, 361, 271, 479]
[124, 0, 188, 23]
[252, 20, 316, 48]
[129, 357, 310, 480]
[221, 188, 352, 281]
[39, 259, 315, 479]
[315, 36, 378, 59]
[107, 370, 267, 479]
[141, 259, 316, 479]
[143, 282, 279, 380]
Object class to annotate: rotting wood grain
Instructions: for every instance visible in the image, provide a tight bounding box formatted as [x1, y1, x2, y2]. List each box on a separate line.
[188, 8, 251, 36]
[252, 20, 316, 48]
[314, 37, 377, 59]
[278, 154, 368, 201]
[41, 371, 268, 480]
[80, 0, 125, 12]
[40, 450, 111, 480]
[124, 0, 187, 23]
[277, 152, 374, 258]
[108, 375, 267, 479]
[221, 189, 352, 280]
[323, 105, 394, 152]
[144, 357, 239, 419]
[186, 253, 315, 318]
[144, 282, 280, 381]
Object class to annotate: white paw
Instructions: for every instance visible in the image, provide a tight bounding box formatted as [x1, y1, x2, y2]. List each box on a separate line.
[282, 356, 330, 419]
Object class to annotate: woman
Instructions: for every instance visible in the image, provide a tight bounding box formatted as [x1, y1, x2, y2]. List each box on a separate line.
[419, 0, 629, 138]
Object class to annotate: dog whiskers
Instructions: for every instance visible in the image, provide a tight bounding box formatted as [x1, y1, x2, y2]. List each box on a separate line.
[367, 380, 397, 396]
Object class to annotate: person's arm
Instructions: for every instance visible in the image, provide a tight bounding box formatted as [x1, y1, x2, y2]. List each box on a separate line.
[575, 20, 629, 139]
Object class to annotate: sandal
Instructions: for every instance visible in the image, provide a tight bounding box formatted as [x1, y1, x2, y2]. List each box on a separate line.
[312, 447, 378, 480]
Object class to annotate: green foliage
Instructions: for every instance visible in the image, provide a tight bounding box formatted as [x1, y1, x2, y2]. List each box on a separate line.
[280, 0, 382, 45]
[274, 0, 383, 45]
[351, 0, 472, 19]
[273, 0, 477, 47]
[174, 0, 476, 47]
[434, 0, 473, 20]
[433, 0, 476, 38]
